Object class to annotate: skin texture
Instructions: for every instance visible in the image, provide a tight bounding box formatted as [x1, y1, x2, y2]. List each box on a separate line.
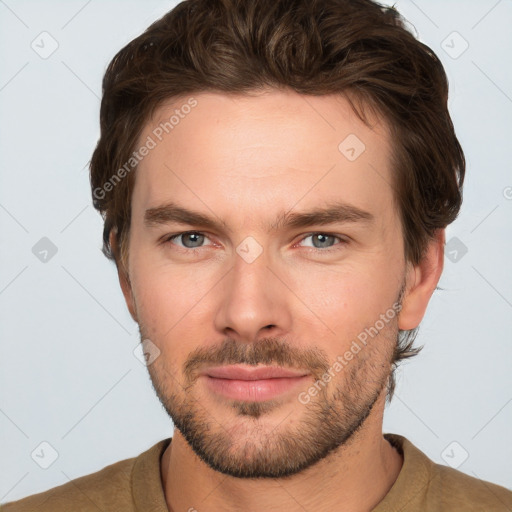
[112, 89, 444, 512]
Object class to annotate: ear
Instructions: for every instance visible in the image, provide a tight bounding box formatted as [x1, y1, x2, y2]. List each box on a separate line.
[109, 231, 138, 323]
[398, 229, 445, 330]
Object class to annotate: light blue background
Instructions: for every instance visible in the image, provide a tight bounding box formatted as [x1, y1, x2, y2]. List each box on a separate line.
[1, 0, 511, 502]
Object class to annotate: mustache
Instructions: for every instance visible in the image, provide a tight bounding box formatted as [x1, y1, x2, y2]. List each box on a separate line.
[183, 337, 331, 383]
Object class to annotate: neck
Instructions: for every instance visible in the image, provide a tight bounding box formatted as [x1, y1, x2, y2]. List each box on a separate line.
[160, 394, 402, 512]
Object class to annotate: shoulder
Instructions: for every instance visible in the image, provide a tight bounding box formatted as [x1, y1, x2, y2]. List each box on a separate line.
[1, 457, 135, 512]
[384, 434, 512, 511]
[428, 460, 512, 510]
[1, 439, 170, 512]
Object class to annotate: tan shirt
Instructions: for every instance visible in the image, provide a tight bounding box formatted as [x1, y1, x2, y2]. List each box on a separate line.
[2, 434, 511, 511]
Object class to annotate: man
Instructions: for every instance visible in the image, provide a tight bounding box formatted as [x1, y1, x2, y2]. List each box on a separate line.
[3, 0, 511, 510]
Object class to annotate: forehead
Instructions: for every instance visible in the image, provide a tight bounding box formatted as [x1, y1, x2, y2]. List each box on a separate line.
[132, 89, 395, 229]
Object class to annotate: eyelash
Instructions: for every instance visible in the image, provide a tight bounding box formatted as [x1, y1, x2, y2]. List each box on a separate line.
[162, 231, 348, 255]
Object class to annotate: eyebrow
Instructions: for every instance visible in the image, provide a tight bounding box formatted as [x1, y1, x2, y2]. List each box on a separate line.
[144, 200, 374, 233]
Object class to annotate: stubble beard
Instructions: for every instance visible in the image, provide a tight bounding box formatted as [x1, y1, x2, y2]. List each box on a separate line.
[143, 320, 398, 479]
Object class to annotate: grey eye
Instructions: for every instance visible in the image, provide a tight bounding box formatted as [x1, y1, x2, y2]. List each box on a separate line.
[310, 234, 337, 248]
[180, 232, 205, 248]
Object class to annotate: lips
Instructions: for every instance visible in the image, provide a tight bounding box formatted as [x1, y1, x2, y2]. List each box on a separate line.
[204, 365, 309, 380]
[201, 365, 310, 402]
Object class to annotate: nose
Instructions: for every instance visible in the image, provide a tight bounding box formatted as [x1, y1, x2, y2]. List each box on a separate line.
[213, 245, 293, 343]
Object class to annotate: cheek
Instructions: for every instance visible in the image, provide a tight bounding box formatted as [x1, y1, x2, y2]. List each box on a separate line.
[131, 242, 208, 316]
[290, 261, 400, 335]
[130, 262, 218, 358]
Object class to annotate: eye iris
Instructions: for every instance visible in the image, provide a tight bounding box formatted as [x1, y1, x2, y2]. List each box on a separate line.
[182, 233, 204, 248]
[313, 234, 334, 248]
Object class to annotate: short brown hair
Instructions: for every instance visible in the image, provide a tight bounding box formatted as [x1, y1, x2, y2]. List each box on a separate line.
[89, 0, 465, 399]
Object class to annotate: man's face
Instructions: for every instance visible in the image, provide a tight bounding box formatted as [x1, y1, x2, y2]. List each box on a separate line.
[123, 89, 410, 478]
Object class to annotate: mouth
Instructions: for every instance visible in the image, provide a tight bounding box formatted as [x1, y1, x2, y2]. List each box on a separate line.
[200, 365, 310, 402]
